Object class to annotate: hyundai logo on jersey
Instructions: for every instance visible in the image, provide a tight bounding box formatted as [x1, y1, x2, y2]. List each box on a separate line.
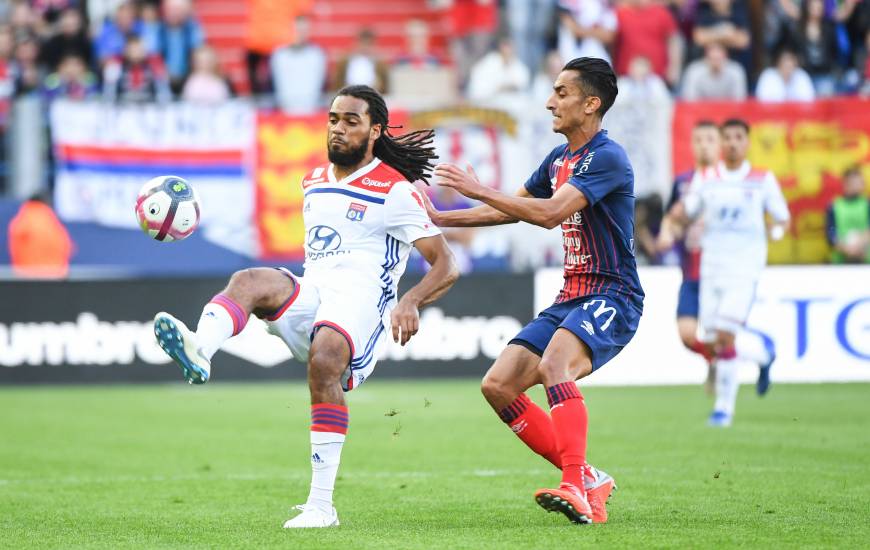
[307, 225, 342, 251]
[346, 202, 367, 222]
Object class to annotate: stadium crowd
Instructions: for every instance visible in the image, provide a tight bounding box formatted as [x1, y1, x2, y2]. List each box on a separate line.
[0, 0, 869, 105]
[1, 0, 868, 274]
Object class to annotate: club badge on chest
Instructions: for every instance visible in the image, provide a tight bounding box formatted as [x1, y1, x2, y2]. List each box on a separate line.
[346, 202, 367, 222]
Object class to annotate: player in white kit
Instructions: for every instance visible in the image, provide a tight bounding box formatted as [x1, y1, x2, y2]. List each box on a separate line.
[152, 85, 459, 527]
[683, 119, 790, 427]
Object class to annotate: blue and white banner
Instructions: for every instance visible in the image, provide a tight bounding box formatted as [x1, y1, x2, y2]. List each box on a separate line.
[51, 100, 257, 255]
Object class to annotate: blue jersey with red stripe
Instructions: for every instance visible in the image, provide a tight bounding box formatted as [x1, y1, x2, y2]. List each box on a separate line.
[524, 130, 644, 307]
[666, 170, 701, 282]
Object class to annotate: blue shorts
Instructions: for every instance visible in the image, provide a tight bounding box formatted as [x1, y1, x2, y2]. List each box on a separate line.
[510, 293, 642, 372]
[676, 280, 700, 319]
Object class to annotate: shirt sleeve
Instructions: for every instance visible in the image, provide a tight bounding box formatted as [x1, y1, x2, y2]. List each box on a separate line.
[385, 182, 442, 245]
[763, 171, 790, 223]
[566, 147, 625, 207]
[523, 149, 556, 199]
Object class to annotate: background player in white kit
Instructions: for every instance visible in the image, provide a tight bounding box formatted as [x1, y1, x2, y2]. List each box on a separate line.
[683, 118, 790, 427]
[152, 85, 459, 527]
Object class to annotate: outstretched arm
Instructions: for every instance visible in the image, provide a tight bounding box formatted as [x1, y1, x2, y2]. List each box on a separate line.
[434, 163, 587, 229]
[420, 168, 523, 228]
[390, 234, 459, 346]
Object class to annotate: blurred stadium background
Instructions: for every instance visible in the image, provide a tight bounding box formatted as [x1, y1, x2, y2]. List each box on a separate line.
[0, 0, 867, 384]
[0, 0, 868, 546]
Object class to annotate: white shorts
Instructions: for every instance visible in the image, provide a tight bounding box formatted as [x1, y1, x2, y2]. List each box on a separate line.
[264, 268, 391, 391]
[698, 277, 757, 340]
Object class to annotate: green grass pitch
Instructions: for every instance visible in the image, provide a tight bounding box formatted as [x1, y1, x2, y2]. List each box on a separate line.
[1, 380, 868, 549]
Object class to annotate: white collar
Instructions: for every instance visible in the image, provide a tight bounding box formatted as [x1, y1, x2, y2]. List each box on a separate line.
[328, 157, 381, 185]
[717, 160, 750, 179]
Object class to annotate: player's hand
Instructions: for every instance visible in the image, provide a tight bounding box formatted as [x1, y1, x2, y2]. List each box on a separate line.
[390, 298, 420, 346]
[434, 163, 485, 200]
[416, 186, 443, 226]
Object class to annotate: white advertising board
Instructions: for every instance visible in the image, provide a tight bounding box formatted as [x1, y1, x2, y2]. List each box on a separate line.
[535, 266, 870, 386]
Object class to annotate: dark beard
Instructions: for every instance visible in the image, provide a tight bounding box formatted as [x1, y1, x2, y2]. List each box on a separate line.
[327, 141, 368, 167]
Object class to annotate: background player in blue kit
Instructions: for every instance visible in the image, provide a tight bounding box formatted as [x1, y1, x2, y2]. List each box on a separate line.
[425, 57, 644, 525]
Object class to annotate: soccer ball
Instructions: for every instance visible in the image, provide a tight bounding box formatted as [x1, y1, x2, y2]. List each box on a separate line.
[135, 176, 201, 242]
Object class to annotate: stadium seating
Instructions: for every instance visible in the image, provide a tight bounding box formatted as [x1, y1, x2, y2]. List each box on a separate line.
[194, 0, 451, 94]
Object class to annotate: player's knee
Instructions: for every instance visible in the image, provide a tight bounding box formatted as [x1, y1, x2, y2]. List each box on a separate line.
[227, 268, 258, 296]
[536, 356, 563, 381]
[307, 347, 345, 388]
[480, 371, 507, 402]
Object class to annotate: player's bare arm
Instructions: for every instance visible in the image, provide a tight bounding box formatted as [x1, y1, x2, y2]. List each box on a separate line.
[390, 234, 459, 346]
[657, 202, 688, 252]
[434, 162, 588, 229]
[419, 173, 521, 228]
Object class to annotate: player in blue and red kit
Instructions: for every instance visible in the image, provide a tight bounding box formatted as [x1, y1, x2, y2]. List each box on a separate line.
[426, 57, 643, 525]
[657, 121, 720, 391]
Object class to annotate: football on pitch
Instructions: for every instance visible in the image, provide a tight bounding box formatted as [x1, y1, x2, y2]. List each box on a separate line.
[135, 176, 201, 242]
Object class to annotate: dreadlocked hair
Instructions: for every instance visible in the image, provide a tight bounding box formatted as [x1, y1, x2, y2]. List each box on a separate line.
[334, 85, 438, 184]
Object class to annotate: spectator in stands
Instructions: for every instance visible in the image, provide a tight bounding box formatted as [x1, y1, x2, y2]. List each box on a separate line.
[181, 45, 232, 104]
[102, 34, 171, 103]
[826, 166, 870, 264]
[394, 19, 442, 68]
[42, 53, 98, 101]
[556, 0, 618, 66]
[789, 0, 840, 96]
[692, 0, 751, 72]
[11, 35, 42, 96]
[860, 30, 870, 96]
[333, 28, 388, 93]
[634, 194, 664, 266]
[426, 186, 476, 274]
[531, 49, 564, 104]
[159, 0, 205, 93]
[506, 0, 556, 72]
[614, 0, 683, 88]
[271, 15, 325, 112]
[616, 54, 670, 100]
[441, 0, 497, 88]
[0, 26, 14, 103]
[681, 42, 747, 100]
[467, 35, 530, 103]
[7, 191, 74, 279]
[9, 1, 44, 42]
[245, 0, 312, 96]
[756, 47, 816, 101]
[32, 0, 78, 26]
[94, 1, 142, 65]
[39, 8, 93, 71]
[139, 3, 162, 55]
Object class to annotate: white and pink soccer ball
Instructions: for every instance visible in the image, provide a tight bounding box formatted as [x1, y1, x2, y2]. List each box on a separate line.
[135, 176, 201, 242]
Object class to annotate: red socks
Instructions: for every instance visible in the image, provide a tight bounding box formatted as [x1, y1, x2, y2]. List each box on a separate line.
[546, 382, 588, 491]
[498, 393, 562, 469]
[210, 294, 248, 336]
[311, 403, 349, 435]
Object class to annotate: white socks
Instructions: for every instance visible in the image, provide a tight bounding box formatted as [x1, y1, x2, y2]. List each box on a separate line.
[735, 330, 771, 366]
[306, 431, 346, 513]
[714, 358, 741, 415]
[195, 302, 235, 361]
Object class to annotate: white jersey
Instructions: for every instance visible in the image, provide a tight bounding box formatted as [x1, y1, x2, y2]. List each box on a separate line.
[684, 161, 790, 280]
[301, 158, 441, 297]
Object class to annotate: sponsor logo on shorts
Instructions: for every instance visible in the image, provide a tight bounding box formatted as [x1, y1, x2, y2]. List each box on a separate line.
[581, 320, 595, 335]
